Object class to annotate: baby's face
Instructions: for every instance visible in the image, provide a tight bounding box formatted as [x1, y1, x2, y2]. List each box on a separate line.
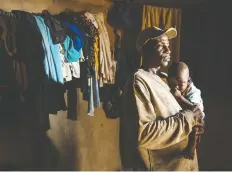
[168, 71, 189, 93]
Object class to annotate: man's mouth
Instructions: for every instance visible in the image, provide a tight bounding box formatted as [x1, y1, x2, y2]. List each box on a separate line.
[163, 56, 170, 62]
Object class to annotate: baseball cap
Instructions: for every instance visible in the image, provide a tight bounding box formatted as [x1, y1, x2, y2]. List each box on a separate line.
[136, 26, 177, 52]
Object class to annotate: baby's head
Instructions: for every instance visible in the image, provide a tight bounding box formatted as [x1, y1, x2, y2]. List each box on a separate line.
[168, 62, 190, 93]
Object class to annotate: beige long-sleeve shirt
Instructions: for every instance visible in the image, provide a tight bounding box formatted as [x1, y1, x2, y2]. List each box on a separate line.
[120, 69, 199, 170]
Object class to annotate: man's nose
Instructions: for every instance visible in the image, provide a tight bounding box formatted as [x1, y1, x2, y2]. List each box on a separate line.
[164, 46, 171, 54]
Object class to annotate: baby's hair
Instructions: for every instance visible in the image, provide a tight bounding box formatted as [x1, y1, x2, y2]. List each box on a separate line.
[168, 61, 189, 78]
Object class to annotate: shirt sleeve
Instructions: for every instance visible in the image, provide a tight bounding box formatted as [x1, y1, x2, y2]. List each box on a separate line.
[186, 83, 204, 112]
[133, 78, 197, 150]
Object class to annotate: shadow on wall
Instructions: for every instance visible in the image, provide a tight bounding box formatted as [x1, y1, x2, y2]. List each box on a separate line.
[0, 125, 60, 170]
[0, 78, 80, 170]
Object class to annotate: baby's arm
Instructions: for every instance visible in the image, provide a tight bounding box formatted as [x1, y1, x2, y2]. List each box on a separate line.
[177, 95, 195, 110]
[171, 88, 194, 110]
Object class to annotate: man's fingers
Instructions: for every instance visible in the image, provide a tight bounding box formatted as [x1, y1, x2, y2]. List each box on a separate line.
[195, 123, 204, 127]
[192, 126, 204, 134]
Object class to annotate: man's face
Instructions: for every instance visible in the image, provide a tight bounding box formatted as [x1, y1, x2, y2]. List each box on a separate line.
[153, 35, 171, 67]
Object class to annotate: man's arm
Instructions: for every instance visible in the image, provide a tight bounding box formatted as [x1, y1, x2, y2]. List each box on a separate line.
[133, 80, 199, 150]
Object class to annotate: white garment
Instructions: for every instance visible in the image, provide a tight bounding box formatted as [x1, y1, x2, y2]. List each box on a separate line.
[59, 44, 82, 82]
[184, 81, 205, 118]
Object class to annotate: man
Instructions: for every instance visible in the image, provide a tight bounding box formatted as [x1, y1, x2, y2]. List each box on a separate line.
[120, 26, 204, 171]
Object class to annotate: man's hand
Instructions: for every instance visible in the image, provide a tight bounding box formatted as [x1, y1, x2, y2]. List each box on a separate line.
[192, 105, 203, 119]
[192, 125, 204, 135]
[192, 106, 205, 128]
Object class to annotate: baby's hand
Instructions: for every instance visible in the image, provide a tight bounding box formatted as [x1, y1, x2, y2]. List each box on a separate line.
[171, 88, 182, 99]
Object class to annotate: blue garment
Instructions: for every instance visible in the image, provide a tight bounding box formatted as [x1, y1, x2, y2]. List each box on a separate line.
[65, 22, 84, 50]
[34, 16, 63, 84]
[64, 22, 101, 116]
[87, 70, 100, 116]
[87, 77, 94, 116]
[63, 35, 82, 62]
[184, 81, 205, 118]
[93, 70, 100, 108]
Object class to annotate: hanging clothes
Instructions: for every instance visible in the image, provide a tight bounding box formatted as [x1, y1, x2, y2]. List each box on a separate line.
[33, 15, 66, 116]
[64, 22, 84, 47]
[81, 11, 99, 68]
[42, 10, 67, 44]
[59, 44, 81, 82]
[12, 10, 45, 90]
[94, 12, 115, 86]
[0, 39, 13, 87]
[57, 11, 96, 66]
[86, 69, 100, 116]
[69, 11, 101, 116]
[0, 15, 17, 57]
[13, 60, 27, 91]
[93, 35, 100, 81]
[0, 9, 119, 117]
[83, 12, 101, 116]
[62, 33, 82, 63]
[34, 15, 63, 84]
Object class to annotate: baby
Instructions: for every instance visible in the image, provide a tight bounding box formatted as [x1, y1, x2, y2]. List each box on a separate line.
[167, 61, 205, 160]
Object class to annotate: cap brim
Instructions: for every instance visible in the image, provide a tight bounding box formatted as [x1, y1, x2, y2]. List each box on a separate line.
[164, 27, 177, 39]
[142, 27, 177, 46]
